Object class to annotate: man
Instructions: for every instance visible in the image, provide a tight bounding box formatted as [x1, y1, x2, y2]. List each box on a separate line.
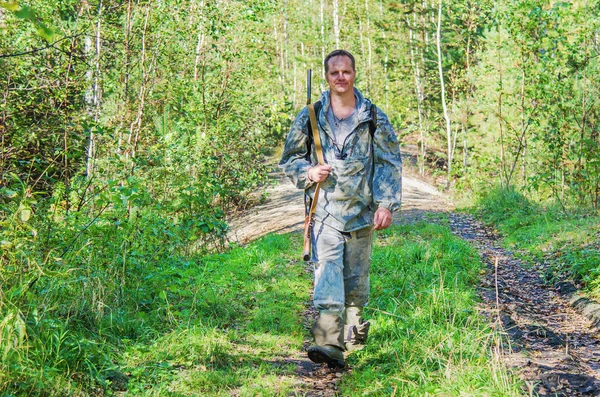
[279, 50, 403, 368]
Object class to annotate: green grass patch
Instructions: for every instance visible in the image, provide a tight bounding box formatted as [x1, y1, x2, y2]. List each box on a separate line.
[340, 223, 521, 396]
[477, 187, 600, 292]
[115, 232, 310, 396]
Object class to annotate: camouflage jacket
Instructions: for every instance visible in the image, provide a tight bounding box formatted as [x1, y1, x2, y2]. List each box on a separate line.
[279, 89, 402, 232]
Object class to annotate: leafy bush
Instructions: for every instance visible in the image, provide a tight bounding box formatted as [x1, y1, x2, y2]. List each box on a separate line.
[477, 186, 539, 228]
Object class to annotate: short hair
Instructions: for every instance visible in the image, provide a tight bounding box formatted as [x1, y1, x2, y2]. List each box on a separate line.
[324, 50, 356, 73]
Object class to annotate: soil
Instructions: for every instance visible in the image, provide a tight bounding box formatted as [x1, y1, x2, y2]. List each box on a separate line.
[227, 155, 600, 396]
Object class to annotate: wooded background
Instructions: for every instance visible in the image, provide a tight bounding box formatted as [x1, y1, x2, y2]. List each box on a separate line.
[3, 0, 600, 214]
[1, 0, 599, 394]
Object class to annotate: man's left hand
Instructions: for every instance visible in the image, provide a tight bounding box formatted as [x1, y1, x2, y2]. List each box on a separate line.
[373, 208, 393, 230]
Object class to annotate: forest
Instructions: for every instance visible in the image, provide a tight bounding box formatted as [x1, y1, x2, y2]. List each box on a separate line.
[1, 0, 600, 395]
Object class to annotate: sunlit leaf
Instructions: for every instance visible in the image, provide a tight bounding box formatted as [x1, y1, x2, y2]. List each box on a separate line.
[36, 24, 54, 41]
[13, 5, 32, 19]
[2, 188, 17, 198]
[20, 208, 31, 222]
[0, 1, 20, 12]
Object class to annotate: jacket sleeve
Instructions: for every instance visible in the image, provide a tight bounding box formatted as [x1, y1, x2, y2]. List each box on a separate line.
[372, 108, 403, 212]
[278, 107, 316, 190]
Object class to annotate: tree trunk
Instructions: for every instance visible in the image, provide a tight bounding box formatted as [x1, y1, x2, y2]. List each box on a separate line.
[86, 0, 103, 180]
[193, 1, 205, 82]
[333, 0, 340, 48]
[0, 72, 8, 180]
[62, 0, 87, 212]
[320, 0, 325, 82]
[436, 0, 452, 187]
[408, 12, 426, 176]
[365, 0, 372, 94]
[118, 0, 133, 159]
[497, 23, 505, 188]
[129, 5, 151, 173]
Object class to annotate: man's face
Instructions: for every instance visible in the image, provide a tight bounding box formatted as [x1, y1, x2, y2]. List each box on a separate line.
[325, 55, 356, 96]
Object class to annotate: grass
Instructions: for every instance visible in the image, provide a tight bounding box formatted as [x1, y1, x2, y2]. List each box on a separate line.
[477, 187, 600, 295]
[2, 202, 523, 395]
[340, 222, 521, 396]
[114, 220, 521, 396]
[115, 232, 310, 396]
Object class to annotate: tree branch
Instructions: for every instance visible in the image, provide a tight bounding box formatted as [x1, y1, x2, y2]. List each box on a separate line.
[0, 33, 84, 59]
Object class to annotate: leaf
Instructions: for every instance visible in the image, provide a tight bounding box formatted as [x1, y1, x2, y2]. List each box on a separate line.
[6, 4, 54, 42]
[36, 24, 54, 42]
[20, 208, 31, 222]
[13, 5, 33, 19]
[0, 1, 20, 12]
[1, 188, 17, 198]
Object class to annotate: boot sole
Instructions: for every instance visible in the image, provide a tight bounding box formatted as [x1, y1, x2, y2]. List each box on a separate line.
[307, 347, 345, 368]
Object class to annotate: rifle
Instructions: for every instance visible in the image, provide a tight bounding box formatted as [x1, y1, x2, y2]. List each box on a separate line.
[302, 69, 325, 261]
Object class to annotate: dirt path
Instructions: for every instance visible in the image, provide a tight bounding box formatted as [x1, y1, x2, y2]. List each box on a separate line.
[450, 214, 600, 397]
[226, 167, 450, 245]
[227, 161, 600, 396]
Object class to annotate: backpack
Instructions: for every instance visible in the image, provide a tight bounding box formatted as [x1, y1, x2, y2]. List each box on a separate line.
[306, 100, 377, 161]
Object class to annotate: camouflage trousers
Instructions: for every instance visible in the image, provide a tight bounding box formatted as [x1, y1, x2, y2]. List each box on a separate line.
[310, 221, 373, 350]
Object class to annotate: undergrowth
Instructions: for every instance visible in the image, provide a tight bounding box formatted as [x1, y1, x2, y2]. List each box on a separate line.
[477, 187, 600, 295]
[2, 192, 523, 395]
[1, 175, 522, 395]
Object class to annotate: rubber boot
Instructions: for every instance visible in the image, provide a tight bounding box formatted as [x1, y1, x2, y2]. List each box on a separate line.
[344, 305, 370, 352]
[308, 311, 345, 368]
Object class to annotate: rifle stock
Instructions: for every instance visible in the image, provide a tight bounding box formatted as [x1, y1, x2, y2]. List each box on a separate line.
[302, 214, 312, 261]
[303, 69, 313, 261]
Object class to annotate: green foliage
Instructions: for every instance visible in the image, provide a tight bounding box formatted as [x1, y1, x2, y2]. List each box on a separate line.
[0, 172, 265, 395]
[1, 206, 526, 395]
[0, 1, 54, 40]
[463, 1, 600, 206]
[108, 233, 309, 396]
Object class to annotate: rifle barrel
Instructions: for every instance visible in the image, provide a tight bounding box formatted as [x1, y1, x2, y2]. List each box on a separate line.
[307, 69, 312, 105]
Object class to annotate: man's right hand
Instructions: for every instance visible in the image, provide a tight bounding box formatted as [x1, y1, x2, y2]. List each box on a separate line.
[308, 165, 333, 183]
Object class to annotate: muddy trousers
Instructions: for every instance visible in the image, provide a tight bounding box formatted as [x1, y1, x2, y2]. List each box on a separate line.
[310, 221, 373, 350]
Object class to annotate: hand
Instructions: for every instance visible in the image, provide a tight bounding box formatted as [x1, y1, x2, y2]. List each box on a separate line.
[373, 207, 393, 230]
[308, 165, 333, 183]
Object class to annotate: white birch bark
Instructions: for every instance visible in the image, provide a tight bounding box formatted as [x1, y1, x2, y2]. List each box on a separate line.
[194, 1, 205, 81]
[333, 0, 340, 48]
[320, 0, 325, 82]
[408, 13, 426, 176]
[86, 0, 103, 179]
[436, 0, 453, 186]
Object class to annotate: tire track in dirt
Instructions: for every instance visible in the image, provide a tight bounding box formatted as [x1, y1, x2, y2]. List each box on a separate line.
[450, 213, 600, 397]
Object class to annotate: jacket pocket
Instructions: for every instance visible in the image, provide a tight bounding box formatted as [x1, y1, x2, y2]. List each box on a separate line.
[321, 157, 372, 216]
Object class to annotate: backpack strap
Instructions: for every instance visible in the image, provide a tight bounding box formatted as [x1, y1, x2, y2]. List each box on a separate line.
[369, 103, 377, 138]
